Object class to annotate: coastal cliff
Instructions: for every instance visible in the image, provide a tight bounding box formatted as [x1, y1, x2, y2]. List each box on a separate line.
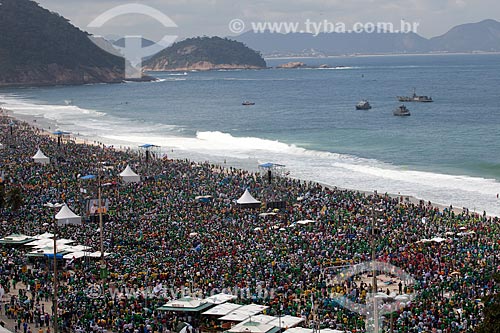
[0, 0, 146, 87]
[143, 36, 267, 71]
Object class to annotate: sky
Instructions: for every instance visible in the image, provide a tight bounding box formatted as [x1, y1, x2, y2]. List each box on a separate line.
[36, 0, 500, 42]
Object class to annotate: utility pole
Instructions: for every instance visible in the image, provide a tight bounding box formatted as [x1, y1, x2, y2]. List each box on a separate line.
[371, 204, 379, 333]
[45, 202, 64, 333]
[53, 221, 58, 333]
[98, 162, 106, 295]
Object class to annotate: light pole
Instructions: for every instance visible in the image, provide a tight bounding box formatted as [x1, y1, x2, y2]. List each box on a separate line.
[82, 162, 107, 295]
[370, 203, 384, 333]
[44, 202, 64, 333]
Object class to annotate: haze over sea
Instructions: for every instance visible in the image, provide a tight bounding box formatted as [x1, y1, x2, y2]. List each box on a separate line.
[1, 54, 500, 215]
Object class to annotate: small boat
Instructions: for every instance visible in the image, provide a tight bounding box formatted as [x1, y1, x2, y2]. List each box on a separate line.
[242, 101, 255, 106]
[356, 100, 372, 110]
[397, 88, 433, 102]
[393, 105, 411, 116]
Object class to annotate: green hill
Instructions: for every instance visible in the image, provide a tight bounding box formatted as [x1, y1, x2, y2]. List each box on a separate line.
[0, 0, 142, 87]
[143, 36, 267, 71]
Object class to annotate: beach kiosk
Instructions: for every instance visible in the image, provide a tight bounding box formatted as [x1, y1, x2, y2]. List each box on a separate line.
[32, 148, 50, 165]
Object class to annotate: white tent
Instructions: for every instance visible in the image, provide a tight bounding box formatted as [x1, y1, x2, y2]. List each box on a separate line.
[202, 302, 242, 316]
[86, 251, 112, 258]
[236, 189, 261, 208]
[55, 205, 82, 226]
[267, 315, 304, 328]
[228, 321, 275, 333]
[296, 220, 316, 225]
[219, 304, 269, 321]
[33, 148, 49, 165]
[35, 232, 55, 239]
[204, 293, 237, 304]
[119, 164, 140, 183]
[63, 251, 86, 259]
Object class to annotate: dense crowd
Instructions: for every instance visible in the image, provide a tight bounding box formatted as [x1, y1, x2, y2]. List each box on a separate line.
[0, 112, 498, 333]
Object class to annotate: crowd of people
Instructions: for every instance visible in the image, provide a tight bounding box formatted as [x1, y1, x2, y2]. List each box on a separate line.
[0, 112, 498, 333]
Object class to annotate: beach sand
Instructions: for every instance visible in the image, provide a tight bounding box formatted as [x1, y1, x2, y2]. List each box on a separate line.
[1, 107, 475, 217]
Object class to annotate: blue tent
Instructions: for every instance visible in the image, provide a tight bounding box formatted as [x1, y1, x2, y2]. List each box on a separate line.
[52, 131, 70, 135]
[139, 144, 158, 148]
[80, 174, 96, 180]
[44, 253, 64, 259]
[259, 162, 285, 168]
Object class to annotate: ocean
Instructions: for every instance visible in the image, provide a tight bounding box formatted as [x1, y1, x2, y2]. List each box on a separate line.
[1, 54, 500, 215]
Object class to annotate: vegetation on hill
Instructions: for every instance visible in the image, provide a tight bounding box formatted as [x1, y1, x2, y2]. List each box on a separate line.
[143, 36, 267, 71]
[0, 0, 132, 86]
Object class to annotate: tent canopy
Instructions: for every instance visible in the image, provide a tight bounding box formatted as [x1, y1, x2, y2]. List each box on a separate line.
[228, 321, 279, 333]
[33, 148, 49, 164]
[219, 304, 269, 321]
[258, 162, 285, 168]
[202, 303, 242, 316]
[120, 165, 140, 183]
[55, 205, 82, 225]
[236, 189, 261, 205]
[158, 296, 213, 312]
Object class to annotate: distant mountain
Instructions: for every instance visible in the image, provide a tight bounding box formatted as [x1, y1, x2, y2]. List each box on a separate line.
[429, 19, 500, 52]
[0, 0, 148, 87]
[232, 19, 500, 57]
[143, 36, 266, 71]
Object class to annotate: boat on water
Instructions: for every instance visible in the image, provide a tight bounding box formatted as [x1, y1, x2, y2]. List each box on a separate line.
[393, 105, 411, 116]
[356, 100, 372, 110]
[397, 88, 433, 102]
[242, 101, 255, 106]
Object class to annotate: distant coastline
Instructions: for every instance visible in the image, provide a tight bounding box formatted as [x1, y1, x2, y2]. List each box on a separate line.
[264, 51, 500, 60]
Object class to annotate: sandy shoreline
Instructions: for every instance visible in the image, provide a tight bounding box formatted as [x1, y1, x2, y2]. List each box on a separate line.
[2, 106, 475, 218]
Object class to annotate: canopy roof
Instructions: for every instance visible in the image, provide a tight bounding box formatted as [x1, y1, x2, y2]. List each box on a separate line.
[139, 144, 159, 148]
[228, 321, 279, 333]
[219, 304, 269, 321]
[120, 165, 139, 177]
[120, 165, 140, 183]
[33, 148, 49, 163]
[87, 251, 112, 258]
[55, 205, 82, 225]
[202, 302, 242, 316]
[52, 130, 70, 135]
[0, 234, 34, 245]
[296, 219, 316, 225]
[33, 232, 54, 239]
[158, 296, 213, 312]
[284, 329, 345, 333]
[267, 315, 304, 328]
[236, 189, 261, 205]
[258, 162, 285, 168]
[233, 314, 304, 329]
